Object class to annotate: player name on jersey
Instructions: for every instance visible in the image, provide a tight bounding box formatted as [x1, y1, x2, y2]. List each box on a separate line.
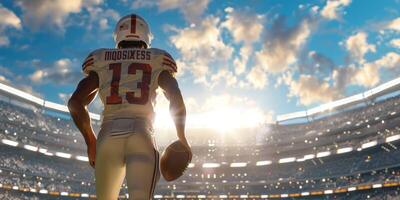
[104, 49, 151, 61]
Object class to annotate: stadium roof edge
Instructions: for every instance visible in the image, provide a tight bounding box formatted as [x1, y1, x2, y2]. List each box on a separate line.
[0, 82, 100, 120]
[277, 77, 400, 122]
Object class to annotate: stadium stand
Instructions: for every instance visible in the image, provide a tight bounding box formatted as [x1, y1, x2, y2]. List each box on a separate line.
[1, 79, 400, 199]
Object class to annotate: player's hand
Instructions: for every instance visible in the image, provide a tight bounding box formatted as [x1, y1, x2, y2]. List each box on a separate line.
[179, 137, 192, 161]
[87, 141, 96, 168]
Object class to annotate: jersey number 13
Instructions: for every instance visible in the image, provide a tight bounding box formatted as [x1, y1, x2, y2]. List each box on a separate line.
[106, 62, 152, 105]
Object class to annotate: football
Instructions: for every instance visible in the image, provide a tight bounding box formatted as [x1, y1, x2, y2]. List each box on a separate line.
[160, 140, 192, 181]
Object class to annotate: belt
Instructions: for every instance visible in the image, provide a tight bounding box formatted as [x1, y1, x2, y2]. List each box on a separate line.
[98, 118, 154, 138]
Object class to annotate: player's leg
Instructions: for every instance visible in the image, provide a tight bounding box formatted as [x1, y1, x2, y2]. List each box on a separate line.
[125, 132, 160, 200]
[95, 135, 127, 200]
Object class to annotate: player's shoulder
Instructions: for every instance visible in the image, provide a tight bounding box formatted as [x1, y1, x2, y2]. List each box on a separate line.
[82, 48, 109, 73]
[149, 48, 177, 73]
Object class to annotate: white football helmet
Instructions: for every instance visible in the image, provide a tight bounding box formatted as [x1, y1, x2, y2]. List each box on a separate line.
[113, 14, 152, 48]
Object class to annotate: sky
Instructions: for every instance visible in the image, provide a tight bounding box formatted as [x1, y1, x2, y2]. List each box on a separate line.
[0, 0, 399, 129]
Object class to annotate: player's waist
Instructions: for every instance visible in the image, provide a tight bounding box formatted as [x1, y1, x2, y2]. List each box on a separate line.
[99, 117, 154, 137]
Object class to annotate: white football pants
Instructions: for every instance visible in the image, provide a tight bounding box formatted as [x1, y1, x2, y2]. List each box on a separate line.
[95, 118, 160, 200]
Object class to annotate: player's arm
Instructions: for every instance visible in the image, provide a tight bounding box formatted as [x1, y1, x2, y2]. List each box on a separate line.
[158, 71, 191, 152]
[68, 71, 99, 167]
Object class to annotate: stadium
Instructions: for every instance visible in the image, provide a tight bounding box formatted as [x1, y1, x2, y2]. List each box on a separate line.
[1, 76, 400, 200]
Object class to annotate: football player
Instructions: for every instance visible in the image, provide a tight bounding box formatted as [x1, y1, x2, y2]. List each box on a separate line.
[68, 14, 192, 200]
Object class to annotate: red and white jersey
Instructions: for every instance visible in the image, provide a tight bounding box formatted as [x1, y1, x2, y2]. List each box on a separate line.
[82, 48, 177, 122]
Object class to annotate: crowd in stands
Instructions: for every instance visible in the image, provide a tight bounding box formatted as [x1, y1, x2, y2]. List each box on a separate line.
[1, 94, 400, 199]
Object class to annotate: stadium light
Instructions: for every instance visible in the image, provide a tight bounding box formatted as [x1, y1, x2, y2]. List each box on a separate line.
[30, 188, 37, 193]
[386, 134, 400, 143]
[176, 195, 185, 198]
[372, 183, 382, 188]
[280, 194, 288, 198]
[44, 101, 69, 112]
[38, 148, 48, 153]
[256, 160, 272, 166]
[337, 147, 353, 154]
[324, 190, 333, 194]
[202, 163, 220, 168]
[60, 192, 69, 196]
[188, 163, 195, 168]
[197, 195, 206, 198]
[361, 141, 377, 149]
[347, 187, 356, 192]
[260, 194, 269, 198]
[0, 82, 44, 106]
[301, 192, 310, 196]
[39, 189, 48, 194]
[44, 152, 54, 156]
[154, 195, 163, 199]
[81, 193, 89, 197]
[303, 154, 315, 160]
[0, 183, 2, 188]
[55, 152, 72, 159]
[230, 162, 247, 168]
[219, 195, 228, 198]
[316, 151, 331, 158]
[1, 139, 18, 147]
[76, 156, 89, 162]
[240, 195, 248, 198]
[279, 157, 296, 164]
[12, 186, 19, 190]
[23, 145, 38, 152]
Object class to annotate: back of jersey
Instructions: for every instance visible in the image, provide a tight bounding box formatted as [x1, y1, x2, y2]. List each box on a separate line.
[82, 48, 177, 122]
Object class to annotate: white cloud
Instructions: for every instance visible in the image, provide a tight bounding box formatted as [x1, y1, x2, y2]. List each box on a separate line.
[222, 7, 264, 75]
[246, 66, 267, 89]
[387, 17, 400, 32]
[0, 3, 22, 47]
[390, 39, 400, 48]
[169, 16, 234, 83]
[284, 73, 341, 105]
[132, 0, 210, 23]
[252, 16, 315, 76]
[210, 69, 238, 87]
[345, 32, 376, 63]
[320, 0, 351, 20]
[222, 7, 264, 45]
[332, 52, 400, 89]
[0, 4, 22, 29]
[29, 58, 83, 85]
[351, 63, 380, 87]
[15, 0, 103, 32]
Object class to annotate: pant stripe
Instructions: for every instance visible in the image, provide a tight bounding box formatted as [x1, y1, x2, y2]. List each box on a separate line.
[149, 149, 158, 199]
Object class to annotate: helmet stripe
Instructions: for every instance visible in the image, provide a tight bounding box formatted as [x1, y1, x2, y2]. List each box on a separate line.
[130, 14, 136, 34]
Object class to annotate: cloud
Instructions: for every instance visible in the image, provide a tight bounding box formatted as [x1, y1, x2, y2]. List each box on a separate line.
[132, 0, 210, 24]
[298, 51, 335, 77]
[345, 32, 376, 63]
[332, 52, 400, 89]
[386, 17, 400, 32]
[284, 73, 341, 105]
[210, 69, 238, 87]
[0, 3, 22, 47]
[256, 16, 316, 74]
[15, 0, 103, 32]
[222, 7, 265, 75]
[390, 38, 400, 48]
[29, 58, 83, 85]
[320, 0, 351, 20]
[85, 6, 120, 31]
[169, 16, 234, 83]
[246, 65, 267, 89]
